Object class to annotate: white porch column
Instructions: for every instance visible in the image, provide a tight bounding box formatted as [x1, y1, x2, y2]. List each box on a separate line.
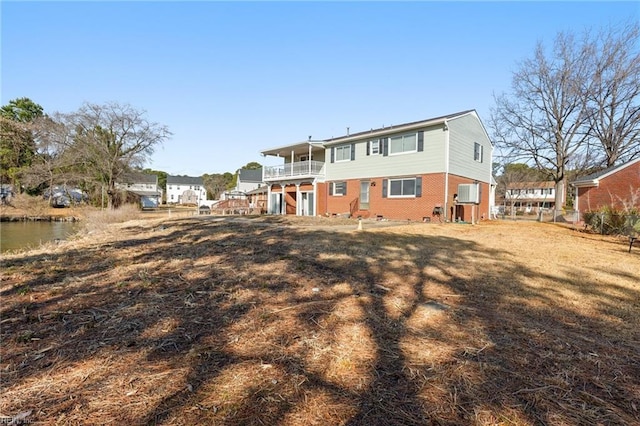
[267, 184, 272, 214]
[296, 183, 301, 216]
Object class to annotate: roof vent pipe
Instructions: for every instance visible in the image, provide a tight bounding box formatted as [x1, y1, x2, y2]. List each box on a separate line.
[346, 127, 350, 136]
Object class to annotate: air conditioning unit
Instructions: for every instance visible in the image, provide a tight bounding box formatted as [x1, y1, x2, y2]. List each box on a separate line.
[457, 183, 480, 204]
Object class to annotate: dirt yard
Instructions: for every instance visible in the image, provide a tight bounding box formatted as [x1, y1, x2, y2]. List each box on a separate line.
[1, 216, 639, 425]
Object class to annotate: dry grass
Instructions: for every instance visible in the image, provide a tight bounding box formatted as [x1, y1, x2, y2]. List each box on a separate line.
[1, 216, 639, 425]
[0, 193, 88, 219]
[0, 196, 199, 227]
[82, 204, 146, 232]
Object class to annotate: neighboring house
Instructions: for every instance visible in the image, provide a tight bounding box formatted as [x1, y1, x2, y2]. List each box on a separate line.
[166, 175, 207, 206]
[236, 168, 263, 193]
[260, 110, 494, 222]
[504, 181, 556, 213]
[571, 158, 640, 213]
[220, 168, 264, 201]
[116, 173, 162, 209]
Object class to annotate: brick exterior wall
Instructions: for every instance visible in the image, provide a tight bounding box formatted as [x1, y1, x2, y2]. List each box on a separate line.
[446, 174, 490, 223]
[317, 182, 328, 217]
[577, 161, 640, 212]
[323, 173, 490, 222]
[267, 175, 491, 221]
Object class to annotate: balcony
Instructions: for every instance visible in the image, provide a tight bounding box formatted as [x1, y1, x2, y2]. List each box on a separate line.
[263, 160, 325, 181]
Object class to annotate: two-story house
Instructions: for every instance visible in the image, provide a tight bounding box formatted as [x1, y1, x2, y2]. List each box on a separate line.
[166, 175, 207, 206]
[236, 168, 263, 193]
[115, 173, 162, 209]
[261, 110, 493, 222]
[504, 181, 556, 214]
[219, 168, 265, 201]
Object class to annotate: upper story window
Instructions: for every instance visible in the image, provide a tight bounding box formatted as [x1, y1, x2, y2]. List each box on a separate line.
[299, 154, 313, 161]
[369, 139, 380, 155]
[474, 142, 483, 163]
[390, 133, 417, 155]
[335, 144, 352, 162]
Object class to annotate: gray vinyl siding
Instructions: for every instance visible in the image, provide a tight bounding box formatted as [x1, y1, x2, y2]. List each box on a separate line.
[326, 125, 446, 181]
[312, 150, 326, 163]
[447, 114, 492, 183]
[283, 150, 325, 164]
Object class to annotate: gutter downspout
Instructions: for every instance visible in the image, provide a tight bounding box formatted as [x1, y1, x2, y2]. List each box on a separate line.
[489, 143, 495, 220]
[313, 180, 317, 216]
[443, 120, 450, 222]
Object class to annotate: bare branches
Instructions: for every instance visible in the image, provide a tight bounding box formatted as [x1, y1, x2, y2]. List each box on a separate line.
[62, 102, 172, 207]
[493, 32, 591, 183]
[14, 102, 171, 207]
[491, 21, 640, 211]
[584, 21, 640, 167]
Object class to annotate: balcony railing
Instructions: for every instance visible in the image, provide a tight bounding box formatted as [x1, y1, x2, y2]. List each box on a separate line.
[263, 160, 325, 181]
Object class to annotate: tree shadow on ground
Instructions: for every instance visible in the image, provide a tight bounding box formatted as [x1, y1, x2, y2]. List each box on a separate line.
[1, 217, 638, 425]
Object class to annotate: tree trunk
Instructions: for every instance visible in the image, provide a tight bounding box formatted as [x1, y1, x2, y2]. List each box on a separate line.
[554, 179, 565, 222]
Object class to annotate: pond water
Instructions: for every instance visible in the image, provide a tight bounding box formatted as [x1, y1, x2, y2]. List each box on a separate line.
[0, 221, 81, 253]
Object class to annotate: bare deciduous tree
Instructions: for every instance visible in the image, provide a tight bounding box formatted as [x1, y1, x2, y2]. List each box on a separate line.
[492, 22, 640, 218]
[584, 21, 640, 167]
[66, 102, 171, 208]
[491, 31, 592, 216]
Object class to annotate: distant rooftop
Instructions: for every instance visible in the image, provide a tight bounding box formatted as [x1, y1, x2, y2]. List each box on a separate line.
[238, 168, 263, 183]
[167, 175, 203, 185]
[506, 181, 555, 189]
[121, 172, 158, 184]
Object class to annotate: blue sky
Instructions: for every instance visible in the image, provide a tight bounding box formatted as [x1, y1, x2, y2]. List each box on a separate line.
[2, 1, 638, 176]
